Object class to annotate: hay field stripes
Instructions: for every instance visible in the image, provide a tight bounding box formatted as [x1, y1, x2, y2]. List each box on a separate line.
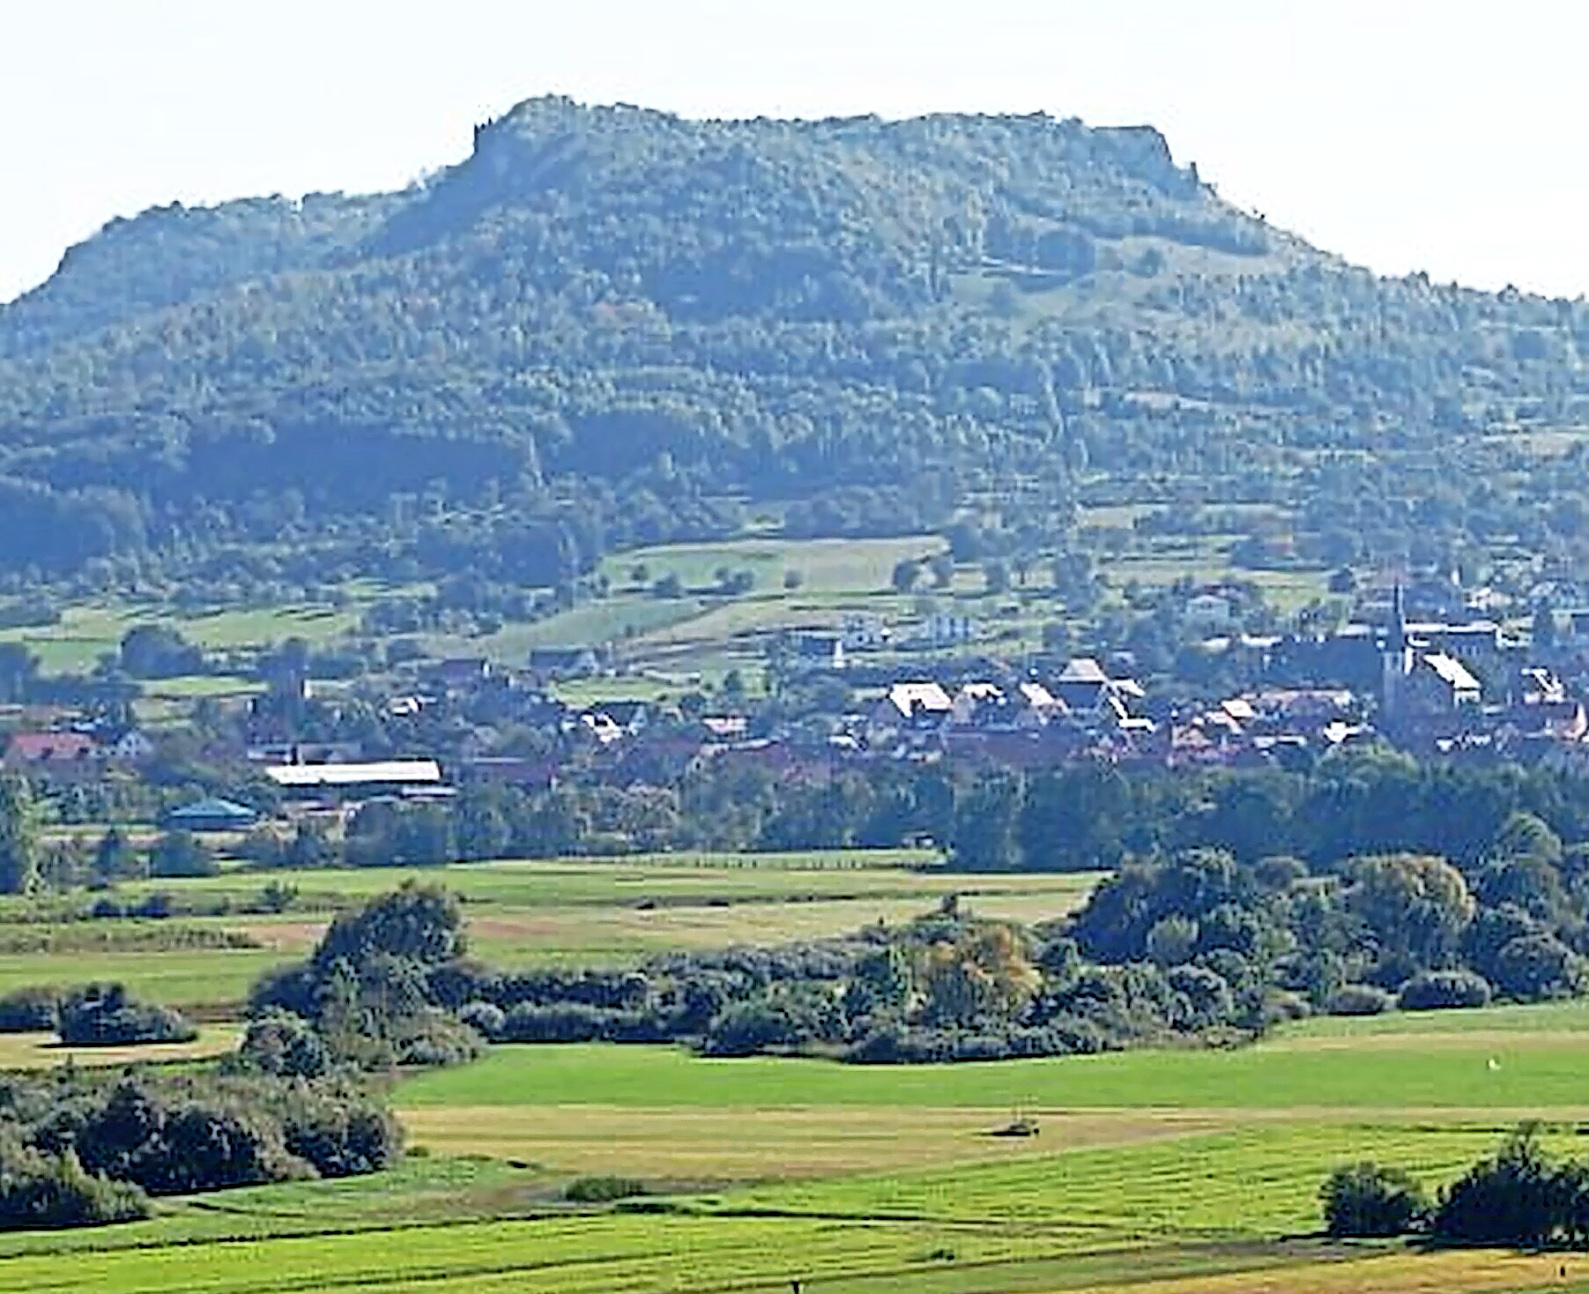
[0, 1016, 1588, 1290]
[3, 1130, 1589, 1293]
[2, 1225, 1584, 1294]
[5, 851, 1589, 1291]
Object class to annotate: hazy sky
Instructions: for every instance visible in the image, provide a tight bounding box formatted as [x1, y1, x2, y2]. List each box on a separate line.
[2, 1, 1586, 304]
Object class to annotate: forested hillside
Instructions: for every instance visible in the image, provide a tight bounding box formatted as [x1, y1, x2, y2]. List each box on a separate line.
[3, 96, 1586, 588]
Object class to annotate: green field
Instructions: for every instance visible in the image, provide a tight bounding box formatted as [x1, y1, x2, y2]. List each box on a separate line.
[3, 855, 1589, 1291]
[4, 1020, 1589, 1292]
[0, 855, 1097, 1011]
[398, 1002, 1589, 1111]
[0, 600, 366, 676]
[600, 535, 948, 595]
[1, 528, 1334, 713]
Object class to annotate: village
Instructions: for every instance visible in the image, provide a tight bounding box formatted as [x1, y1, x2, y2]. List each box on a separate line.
[5, 574, 1589, 830]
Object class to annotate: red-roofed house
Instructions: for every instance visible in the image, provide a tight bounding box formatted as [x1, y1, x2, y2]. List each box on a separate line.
[3, 732, 101, 770]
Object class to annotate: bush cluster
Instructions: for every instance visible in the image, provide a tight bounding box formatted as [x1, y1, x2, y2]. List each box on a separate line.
[249, 883, 485, 1071]
[56, 984, 197, 1047]
[564, 1175, 649, 1203]
[1321, 1162, 1430, 1237]
[1322, 1126, 1589, 1247]
[0, 987, 60, 1033]
[1397, 970, 1492, 1012]
[247, 825, 1589, 1072]
[0, 1131, 148, 1230]
[0, 1069, 401, 1231]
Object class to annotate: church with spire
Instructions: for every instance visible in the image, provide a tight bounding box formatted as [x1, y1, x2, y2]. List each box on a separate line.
[1380, 582, 1483, 732]
[1381, 583, 1413, 718]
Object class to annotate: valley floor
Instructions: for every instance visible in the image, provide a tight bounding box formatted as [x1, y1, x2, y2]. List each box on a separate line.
[6, 1003, 1589, 1291]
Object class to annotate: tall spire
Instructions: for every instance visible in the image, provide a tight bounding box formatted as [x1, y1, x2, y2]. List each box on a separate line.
[1382, 580, 1411, 721]
[1389, 582, 1407, 653]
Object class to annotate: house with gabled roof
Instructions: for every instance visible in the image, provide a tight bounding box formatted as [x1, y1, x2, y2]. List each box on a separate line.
[870, 681, 954, 736]
[1050, 657, 1145, 726]
[3, 732, 100, 770]
[105, 728, 156, 764]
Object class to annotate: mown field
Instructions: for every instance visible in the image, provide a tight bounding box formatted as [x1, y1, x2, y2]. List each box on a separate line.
[2, 854, 1588, 1291]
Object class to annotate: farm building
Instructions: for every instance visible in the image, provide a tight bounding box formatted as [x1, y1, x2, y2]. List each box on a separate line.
[165, 798, 258, 831]
[264, 760, 445, 795]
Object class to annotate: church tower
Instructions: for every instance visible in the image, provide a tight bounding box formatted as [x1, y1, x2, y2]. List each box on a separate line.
[1381, 583, 1412, 719]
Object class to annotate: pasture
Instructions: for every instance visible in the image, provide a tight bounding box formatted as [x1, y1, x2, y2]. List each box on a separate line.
[2, 527, 1334, 718]
[397, 1003, 1589, 1112]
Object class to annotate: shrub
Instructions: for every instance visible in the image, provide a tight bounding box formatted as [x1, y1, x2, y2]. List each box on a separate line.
[565, 1175, 649, 1203]
[69, 1081, 304, 1195]
[1144, 915, 1199, 967]
[282, 1096, 403, 1178]
[1397, 970, 1492, 1012]
[311, 882, 465, 972]
[393, 1010, 486, 1069]
[234, 1010, 329, 1078]
[0, 986, 59, 1033]
[1492, 933, 1585, 1002]
[149, 830, 217, 879]
[1321, 1161, 1429, 1236]
[1263, 989, 1313, 1023]
[499, 1003, 615, 1044]
[701, 997, 822, 1057]
[458, 1001, 506, 1041]
[1323, 984, 1394, 1017]
[0, 1143, 148, 1230]
[57, 984, 197, 1046]
[1, 1069, 401, 1220]
[1166, 964, 1234, 1029]
[132, 1103, 306, 1195]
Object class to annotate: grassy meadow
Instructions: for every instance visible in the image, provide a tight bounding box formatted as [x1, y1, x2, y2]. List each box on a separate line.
[2, 855, 1588, 1290]
[0, 853, 1099, 1010]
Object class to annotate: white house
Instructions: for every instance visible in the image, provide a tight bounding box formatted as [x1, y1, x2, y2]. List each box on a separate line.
[106, 729, 156, 764]
[871, 681, 954, 731]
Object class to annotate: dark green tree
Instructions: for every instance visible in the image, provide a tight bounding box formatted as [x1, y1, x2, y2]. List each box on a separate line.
[0, 777, 40, 895]
[1321, 1162, 1429, 1237]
